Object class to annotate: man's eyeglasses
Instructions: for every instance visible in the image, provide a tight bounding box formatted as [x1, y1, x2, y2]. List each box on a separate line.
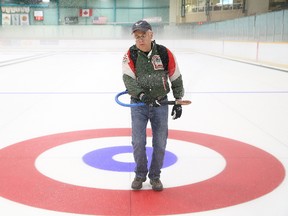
[134, 34, 147, 41]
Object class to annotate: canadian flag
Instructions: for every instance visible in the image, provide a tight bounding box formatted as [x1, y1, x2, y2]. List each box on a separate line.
[79, 9, 92, 17]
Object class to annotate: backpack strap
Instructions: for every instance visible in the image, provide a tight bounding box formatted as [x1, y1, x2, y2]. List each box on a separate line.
[155, 44, 169, 71]
[129, 46, 138, 67]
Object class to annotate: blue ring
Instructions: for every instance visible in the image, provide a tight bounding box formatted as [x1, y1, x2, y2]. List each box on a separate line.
[115, 91, 145, 107]
[82, 146, 178, 172]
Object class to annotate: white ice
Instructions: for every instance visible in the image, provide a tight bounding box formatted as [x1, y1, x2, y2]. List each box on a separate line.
[0, 41, 288, 216]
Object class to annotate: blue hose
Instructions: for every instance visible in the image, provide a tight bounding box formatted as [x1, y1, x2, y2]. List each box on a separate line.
[115, 91, 145, 107]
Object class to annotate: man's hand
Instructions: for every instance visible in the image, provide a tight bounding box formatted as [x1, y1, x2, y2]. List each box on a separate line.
[171, 105, 182, 119]
[150, 100, 161, 107]
[139, 93, 161, 107]
[139, 93, 150, 104]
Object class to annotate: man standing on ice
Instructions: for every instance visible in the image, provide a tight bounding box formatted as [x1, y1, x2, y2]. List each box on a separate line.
[122, 20, 184, 191]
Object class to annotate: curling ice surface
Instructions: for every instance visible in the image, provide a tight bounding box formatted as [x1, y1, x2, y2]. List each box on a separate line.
[0, 45, 288, 216]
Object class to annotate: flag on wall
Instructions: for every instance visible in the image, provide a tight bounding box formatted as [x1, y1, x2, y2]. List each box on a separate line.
[34, 11, 44, 21]
[12, 14, 20, 25]
[79, 9, 92, 17]
[20, 14, 29, 25]
[2, 14, 11, 25]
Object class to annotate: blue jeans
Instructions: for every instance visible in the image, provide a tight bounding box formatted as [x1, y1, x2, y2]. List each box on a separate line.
[130, 100, 168, 180]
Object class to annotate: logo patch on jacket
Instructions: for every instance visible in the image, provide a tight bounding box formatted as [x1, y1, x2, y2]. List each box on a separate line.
[151, 55, 164, 70]
[123, 53, 129, 63]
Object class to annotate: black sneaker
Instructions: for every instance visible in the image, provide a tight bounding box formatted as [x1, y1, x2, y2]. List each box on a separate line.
[150, 178, 163, 191]
[131, 177, 146, 190]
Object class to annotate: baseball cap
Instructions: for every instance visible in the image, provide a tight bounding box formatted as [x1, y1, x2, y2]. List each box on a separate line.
[131, 20, 152, 33]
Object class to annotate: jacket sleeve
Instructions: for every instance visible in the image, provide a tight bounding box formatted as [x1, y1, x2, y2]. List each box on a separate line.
[166, 48, 184, 99]
[122, 50, 143, 98]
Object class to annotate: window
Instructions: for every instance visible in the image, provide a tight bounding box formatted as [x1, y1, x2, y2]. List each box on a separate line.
[186, 0, 243, 13]
[269, 0, 288, 10]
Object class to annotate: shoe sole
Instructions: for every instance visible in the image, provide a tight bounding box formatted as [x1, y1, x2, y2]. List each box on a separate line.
[131, 185, 142, 190]
[152, 187, 163, 191]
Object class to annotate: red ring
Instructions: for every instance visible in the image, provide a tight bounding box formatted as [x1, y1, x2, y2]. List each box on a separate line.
[0, 128, 285, 215]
